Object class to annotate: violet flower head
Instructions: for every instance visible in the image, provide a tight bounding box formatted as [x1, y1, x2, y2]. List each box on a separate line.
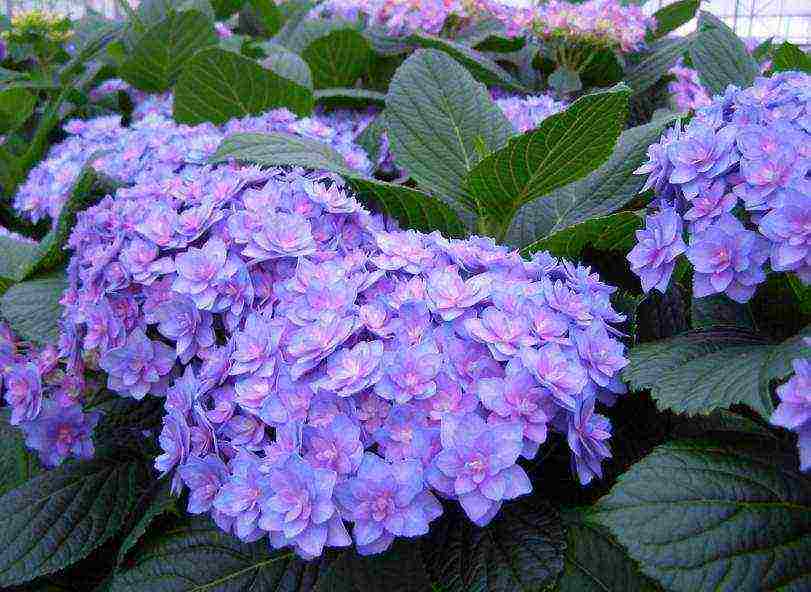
[771, 341, 811, 470]
[173, 236, 229, 310]
[155, 408, 191, 493]
[426, 413, 530, 527]
[426, 265, 491, 321]
[303, 413, 363, 476]
[465, 306, 538, 361]
[567, 397, 612, 485]
[213, 451, 271, 542]
[259, 454, 351, 558]
[687, 213, 770, 303]
[179, 454, 230, 514]
[519, 343, 588, 410]
[154, 295, 215, 364]
[315, 340, 384, 396]
[3, 363, 43, 425]
[99, 328, 175, 399]
[375, 338, 443, 404]
[571, 322, 629, 388]
[627, 207, 687, 294]
[21, 401, 99, 468]
[335, 453, 442, 555]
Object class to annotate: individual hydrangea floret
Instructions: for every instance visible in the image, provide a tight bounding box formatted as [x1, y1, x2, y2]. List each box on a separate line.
[631, 71, 811, 301]
[21, 401, 99, 468]
[770, 340, 811, 471]
[99, 328, 175, 399]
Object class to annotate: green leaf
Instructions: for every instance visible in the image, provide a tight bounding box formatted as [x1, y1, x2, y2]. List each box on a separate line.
[422, 500, 565, 592]
[272, 0, 318, 47]
[0, 459, 139, 587]
[506, 116, 677, 248]
[0, 236, 39, 286]
[117, 482, 177, 566]
[623, 327, 811, 417]
[521, 211, 642, 259]
[690, 293, 755, 331]
[385, 48, 513, 212]
[558, 508, 657, 592]
[111, 517, 319, 591]
[173, 47, 314, 124]
[211, 131, 352, 174]
[0, 88, 36, 134]
[314, 88, 387, 108]
[407, 34, 525, 91]
[245, 0, 282, 36]
[752, 37, 774, 62]
[315, 541, 432, 591]
[259, 42, 313, 89]
[788, 274, 811, 314]
[210, 132, 467, 237]
[772, 41, 811, 74]
[212, 0, 247, 19]
[0, 274, 68, 344]
[650, 0, 699, 39]
[625, 37, 690, 94]
[466, 86, 630, 227]
[548, 66, 582, 94]
[594, 439, 811, 592]
[0, 410, 41, 497]
[349, 177, 467, 238]
[689, 11, 759, 95]
[302, 28, 373, 89]
[121, 10, 218, 92]
[281, 19, 352, 53]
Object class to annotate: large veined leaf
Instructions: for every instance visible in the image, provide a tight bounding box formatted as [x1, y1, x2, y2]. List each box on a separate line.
[212, 0, 247, 19]
[210, 132, 467, 237]
[521, 211, 642, 258]
[772, 41, 811, 74]
[689, 11, 759, 95]
[650, 0, 699, 39]
[0, 410, 41, 497]
[315, 541, 432, 592]
[0, 274, 68, 344]
[0, 459, 140, 587]
[314, 88, 387, 108]
[623, 327, 811, 417]
[211, 132, 352, 174]
[111, 517, 321, 591]
[174, 47, 314, 124]
[386, 49, 513, 212]
[625, 37, 690, 94]
[466, 86, 630, 228]
[0, 236, 39, 287]
[302, 28, 373, 89]
[505, 115, 677, 248]
[421, 500, 565, 592]
[407, 34, 525, 91]
[594, 439, 811, 592]
[117, 482, 177, 566]
[259, 42, 313, 89]
[558, 508, 657, 592]
[0, 88, 36, 133]
[241, 0, 282, 36]
[120, 10, 218, 92]
[280, 18, 351, 53]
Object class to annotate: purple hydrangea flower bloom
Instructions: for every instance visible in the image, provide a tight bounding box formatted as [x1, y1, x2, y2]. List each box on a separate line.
[375, 339, 443, 404]
[771, 342, 811, 470]
[242, 213, 316, 261]
[173, 237, 229, 309]
[477, 366, 557, 459]
[179, 454, 230, 514]
[567, 397, 612, 485]
[683, 179, 738, 232]
[372, 230, 435, 274]
[154, 295, 215, 364]
[419, 372, 479, 424]
[4, 363, 43, 425]
[119, 237, 174, 284]
[303, 413, 363, 476]
[465, 306, 538, 361]
[519, 344, 587, 410]
[426, 413, 530, 526]
[258, 454, 351, 558]
[315, 340, 384, 396]
[426, 265, 491, 321]
[21, 401, 100, 467]
[213, 451, 271, 542]
[335, 453, 442, 555]
[81, 299, 126, 353]
[627, 207, 687, 293]
[230, 313, 284, 378]
[687, 213, 770, 303]
[667, 122, 739, 194]
[259, 370, 313, 426]
[99, 328, 175, 399]
[758, 192, 811, 276]
[571, 322, 629, 388]
[286, 312, 358, 380]
[374, 404, 438, 465]
[155, 409, 191, 493]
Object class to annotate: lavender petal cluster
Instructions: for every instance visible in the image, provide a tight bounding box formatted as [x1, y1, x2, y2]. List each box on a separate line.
[41, 145, 629, 558]
[771, 339, 811, 471]
[630, 72, 811, 302]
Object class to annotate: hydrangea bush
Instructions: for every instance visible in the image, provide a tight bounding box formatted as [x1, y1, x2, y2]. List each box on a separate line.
[0, 2, 809, 591]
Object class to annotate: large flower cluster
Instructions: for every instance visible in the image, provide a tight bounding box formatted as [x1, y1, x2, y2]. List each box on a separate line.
[0, 320, 100, 468]
[14, 99, 371, 225]
[629, 71, 811, 302]
[771, 339, 811, 471]
[47, 150, 629, 558]
[532, 0, 654, 52]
